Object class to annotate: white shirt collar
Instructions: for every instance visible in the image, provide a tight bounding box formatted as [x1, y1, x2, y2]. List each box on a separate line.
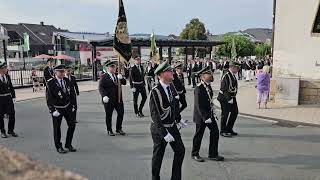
[107, 71, 114, 77]
[56, 76, 63, 81]
[159, 80, 171, 100]
[159, 80, 169, 89]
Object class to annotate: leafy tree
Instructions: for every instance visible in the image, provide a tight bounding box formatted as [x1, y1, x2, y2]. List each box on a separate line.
[180, 18, 208, 57]
[216, 35, 255, 58]
[180, 18, 207, 40]
[255, 43, 271, 58]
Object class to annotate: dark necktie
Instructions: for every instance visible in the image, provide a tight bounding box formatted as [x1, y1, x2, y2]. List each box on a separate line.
[60, 80, 66, 92]
[167, 86, 173, 102]
[139, 65, 142, 75]
[1, 76, 5, 83]
[113, 74, 117, 83]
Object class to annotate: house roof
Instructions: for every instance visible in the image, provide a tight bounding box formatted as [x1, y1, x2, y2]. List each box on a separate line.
[0, 22, 65, 45]
[53, 31, 111, 42]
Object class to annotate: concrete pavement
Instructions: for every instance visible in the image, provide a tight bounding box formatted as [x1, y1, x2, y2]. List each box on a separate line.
[1, 82, 320, 180]
[15, 81, 99, 102]
[213, 79, 320, 126]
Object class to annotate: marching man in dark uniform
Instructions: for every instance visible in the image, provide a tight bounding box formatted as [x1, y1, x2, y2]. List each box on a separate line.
[65, 66, 79, 123]
[0, 61, 18, 138]
[99, 60, 127, 136]
[191, 66, 224, 162]
[172, 63, 187, 114]
[186, 60, 192, 85]
[149, 61, 187, 180]
[43, 58, 55, 84]
[129, 57, 147, 117]
[191, 60, 198, 88]
[217, 61, 240, 137]
[46, 65, 77, 154]
[145, 61, 155, 92]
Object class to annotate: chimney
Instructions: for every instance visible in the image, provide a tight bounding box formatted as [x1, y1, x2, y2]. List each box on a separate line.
[40, 21, 44, 26]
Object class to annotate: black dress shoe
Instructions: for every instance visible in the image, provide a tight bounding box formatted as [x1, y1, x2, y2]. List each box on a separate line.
[208, 155, 225, 161]
[192, 155, 205, 162]
[230, 131, 238, 136]
[65, 145, 77, 152]
[107, 131, 115, 136]
[139, 112, 145, 117]
[116, 129, 126, 136]
[57, 147, 67, 154]
[1, 133, 8, 138]
[8, 131, 18, 137]
[220, 132, 232, 138]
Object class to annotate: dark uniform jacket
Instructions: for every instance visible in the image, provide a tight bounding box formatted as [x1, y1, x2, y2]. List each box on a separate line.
[243, 61, 252, 71]
[187, 64, 192, 76]
[149, 83, 180, 137]
[217, 70, 238, 102]
[145, 66, 155, 79]
[99, 72, 126, 103]
[66, 75, 79, 96]
[129, 64, 145, 88]
[0, 74, 15, 98]
[46, 77, 76, 113]
[193, 82, 214, 124]
[172, 73, 186, 94]
[43, 66, 54, 83]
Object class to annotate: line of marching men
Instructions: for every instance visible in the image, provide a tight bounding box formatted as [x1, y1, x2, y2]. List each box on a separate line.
[0, 56, 241, 180]
[98, 56, 241, 180]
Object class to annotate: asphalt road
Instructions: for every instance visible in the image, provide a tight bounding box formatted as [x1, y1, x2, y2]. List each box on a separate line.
[1, 84, 320, 180]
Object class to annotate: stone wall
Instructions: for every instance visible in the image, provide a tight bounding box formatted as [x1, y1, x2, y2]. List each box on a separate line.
[299, 80, 320, 104]
[0, 146, 88, 180]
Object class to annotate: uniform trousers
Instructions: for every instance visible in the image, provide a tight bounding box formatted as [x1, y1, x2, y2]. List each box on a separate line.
[220, 97, 239, 133]
[103, 101, 124, 131]
[0, 96, 15, 133]
[192, 120, 219, 157]
[151, 125, 185, 180]
[133, 85, 147, 114]
[52, 106, 76, 149]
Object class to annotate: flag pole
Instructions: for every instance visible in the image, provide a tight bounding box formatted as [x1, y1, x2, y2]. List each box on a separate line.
[118, 56, 122, 103]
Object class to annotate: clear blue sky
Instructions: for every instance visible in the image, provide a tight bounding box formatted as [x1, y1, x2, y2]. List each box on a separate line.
[0, 0, 273, 35]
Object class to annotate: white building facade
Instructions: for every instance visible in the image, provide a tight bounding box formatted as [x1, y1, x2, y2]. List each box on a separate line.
[273, 0, 320, 105]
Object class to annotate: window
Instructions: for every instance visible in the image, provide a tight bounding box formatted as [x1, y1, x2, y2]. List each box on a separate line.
[312, 4, 320, 33]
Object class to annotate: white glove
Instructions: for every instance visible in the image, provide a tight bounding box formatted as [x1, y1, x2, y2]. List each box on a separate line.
[131, 88, 136, 93]
[205, 118, 212, 124]
[228, 99, 234, 104]
[179, 119, 188, 129]
[117, 74, 123, 80]
[103, 96, 109, 103]
[52, 110, 60, 117]
[164, 133, 175, 143]
[72, 107, 76, 112]
[12, 98, 16, 103]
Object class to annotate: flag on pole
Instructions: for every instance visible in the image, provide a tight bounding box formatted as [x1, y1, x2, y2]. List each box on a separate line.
[113, 0, 132, 64]
[23, 33, 30, 51]
[150, 33, 160, 64]
[231, 38, 237, 60]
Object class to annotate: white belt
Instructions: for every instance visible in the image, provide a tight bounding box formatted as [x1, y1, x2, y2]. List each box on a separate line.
[163, 123, 175, 128]
[133, 81, 144, 84]
[0, 93, 11, 97]
[54, 103, 70, 109]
